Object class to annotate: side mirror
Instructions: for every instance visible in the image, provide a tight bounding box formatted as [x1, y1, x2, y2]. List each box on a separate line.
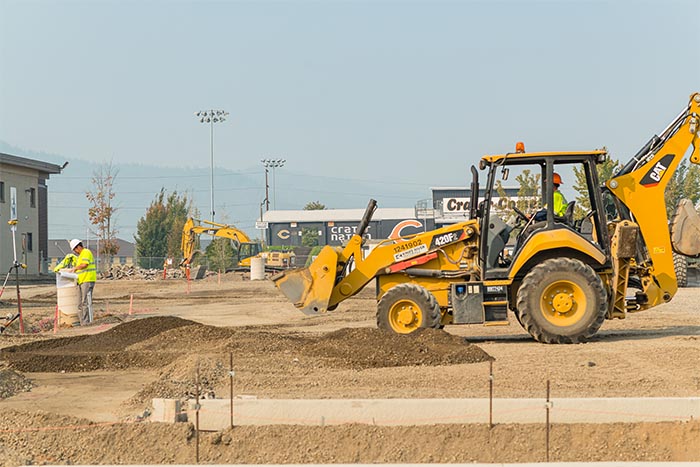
[501, 167, 509, 181]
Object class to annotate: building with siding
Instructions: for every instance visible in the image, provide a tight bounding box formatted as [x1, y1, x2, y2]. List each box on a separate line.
[261, 207, 434, 247]
[258, 186, 521, 248]
[431, 186, 520, 226]
[0, 153, 64, 274]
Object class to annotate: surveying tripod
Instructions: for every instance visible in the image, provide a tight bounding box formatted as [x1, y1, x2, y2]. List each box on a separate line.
[0, 219, 26, 334]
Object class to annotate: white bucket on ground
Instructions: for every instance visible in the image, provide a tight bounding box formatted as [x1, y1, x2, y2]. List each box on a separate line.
[56, 272, 80, 326]
[250, 257, 265, 280]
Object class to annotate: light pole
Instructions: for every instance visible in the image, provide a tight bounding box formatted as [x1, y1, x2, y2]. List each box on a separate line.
[261, 158, 285, 209]
[195, 109, 228, 221]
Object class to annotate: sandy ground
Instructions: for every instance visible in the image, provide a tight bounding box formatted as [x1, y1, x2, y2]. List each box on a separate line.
[0, 271, 699, 464]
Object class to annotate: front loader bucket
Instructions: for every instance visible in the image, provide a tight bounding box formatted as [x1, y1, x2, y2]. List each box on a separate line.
[271, 246, 339, 315]
[671, 198, 700, 257]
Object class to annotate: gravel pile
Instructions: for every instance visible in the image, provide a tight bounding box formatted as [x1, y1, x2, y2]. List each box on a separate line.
[0, 367, 33, 398]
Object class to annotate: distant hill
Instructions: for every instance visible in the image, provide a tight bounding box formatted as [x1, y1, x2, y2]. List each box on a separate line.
[0, 140, 430, 242]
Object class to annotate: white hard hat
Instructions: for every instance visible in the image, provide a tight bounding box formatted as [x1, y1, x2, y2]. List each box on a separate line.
[69, 239, 82, 250]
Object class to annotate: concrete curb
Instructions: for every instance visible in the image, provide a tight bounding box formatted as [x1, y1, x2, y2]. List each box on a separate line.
[149, 397, 700, 430]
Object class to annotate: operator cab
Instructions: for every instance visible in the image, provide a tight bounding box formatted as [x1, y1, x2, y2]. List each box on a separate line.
[476, 144, 611, 280]
[237, 242, 262, 263]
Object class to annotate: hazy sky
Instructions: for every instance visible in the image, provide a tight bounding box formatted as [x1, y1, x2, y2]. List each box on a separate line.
[1, 0, 699, 238]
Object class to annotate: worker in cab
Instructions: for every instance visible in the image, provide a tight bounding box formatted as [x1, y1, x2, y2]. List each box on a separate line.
[533, 172, 568, 221]
[552, 172, 568, 217]
[66, 239, 97, 325]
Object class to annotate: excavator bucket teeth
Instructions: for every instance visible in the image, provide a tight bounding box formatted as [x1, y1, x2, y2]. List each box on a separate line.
[671, 198, 700, 257]
[271, 246, 339, 315]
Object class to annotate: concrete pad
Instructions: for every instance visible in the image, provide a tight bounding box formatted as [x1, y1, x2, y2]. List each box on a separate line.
[151, 398, 182, 423]
[177, 397, 700, 430]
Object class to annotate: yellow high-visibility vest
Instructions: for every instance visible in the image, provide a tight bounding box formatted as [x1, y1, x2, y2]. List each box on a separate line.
[553, 190, 568, 217]
[76, 248, 97, 284]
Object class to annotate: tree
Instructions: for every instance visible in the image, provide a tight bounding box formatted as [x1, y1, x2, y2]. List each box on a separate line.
[515, 169, 540, 212]
[572, 156, 622, 211]
[304, 201, 326, 210]
[573, 157, 622, 219]
[301, 228, 320, 247]
[86, 162, 119, 271]
[134, 189, 192, 268]
[665, 159, 700, 217]
[301, 201, 325, 246]
[164, 191, 192, 258]
[206, 237, 236, 272]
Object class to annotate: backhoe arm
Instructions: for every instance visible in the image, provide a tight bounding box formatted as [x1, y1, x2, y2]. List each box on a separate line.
[607, 92, 700, 306]
[273, 198, 479, 315]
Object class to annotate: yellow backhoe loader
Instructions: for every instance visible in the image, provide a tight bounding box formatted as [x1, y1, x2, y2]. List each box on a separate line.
[181, 218, 295, 271]
[273, 92, 700, 343]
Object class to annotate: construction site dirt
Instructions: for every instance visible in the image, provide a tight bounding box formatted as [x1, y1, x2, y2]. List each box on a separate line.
[0, 272, 699, 465]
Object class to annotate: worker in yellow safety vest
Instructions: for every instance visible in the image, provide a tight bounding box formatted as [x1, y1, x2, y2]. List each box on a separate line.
[533, 172, 569, 221]
[552, 172, 568, 217]
[66, 239, 97, 325]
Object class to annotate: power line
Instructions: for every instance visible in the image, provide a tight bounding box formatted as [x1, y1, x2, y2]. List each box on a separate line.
[48, 202, 261, 210]
[56, 169, 261, 180]
[50, 187, 260, 194]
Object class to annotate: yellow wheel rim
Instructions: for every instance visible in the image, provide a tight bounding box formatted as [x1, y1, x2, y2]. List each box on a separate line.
[540, 280, 587, 326]
[388, 299, 422, 334]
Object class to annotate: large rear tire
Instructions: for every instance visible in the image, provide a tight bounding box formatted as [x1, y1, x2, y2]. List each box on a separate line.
[516, 258, 606, 344]
[377, 283, 441, 334]
[673, 252, 688, 288]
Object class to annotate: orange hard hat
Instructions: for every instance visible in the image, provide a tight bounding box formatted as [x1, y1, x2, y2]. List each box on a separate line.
[553, 172, 563, 185]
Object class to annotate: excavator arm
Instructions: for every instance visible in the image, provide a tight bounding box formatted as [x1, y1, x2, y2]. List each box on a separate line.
[607, 92, 700, 308]
[181, 217, 253, 266]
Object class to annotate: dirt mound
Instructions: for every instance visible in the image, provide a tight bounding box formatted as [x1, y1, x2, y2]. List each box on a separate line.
[1, 317, 489, 379]
[305, 327, 492, 369]
[0, 408, 697, 465]
[129, 354, 227, 404]
[1, 317, 196, 372]
[59, 316, 195, 352]
[0, 367, 33, 398]
[128, 325, 490, 402]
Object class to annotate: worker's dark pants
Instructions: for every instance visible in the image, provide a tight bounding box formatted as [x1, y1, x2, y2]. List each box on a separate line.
[78, 281, 95, 325]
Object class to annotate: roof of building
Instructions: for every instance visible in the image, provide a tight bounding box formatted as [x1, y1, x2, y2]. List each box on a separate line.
[48, 238, 136, 258]
[0, 153, 64, 175]
[262, 207, 419, 223]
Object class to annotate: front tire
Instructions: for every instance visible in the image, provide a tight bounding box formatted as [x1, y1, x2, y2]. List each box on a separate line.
[377, 284, 441, 334]
[516, 258, 606, 344]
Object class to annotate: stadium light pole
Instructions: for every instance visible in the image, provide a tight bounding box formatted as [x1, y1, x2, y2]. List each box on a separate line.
[195, 109, 228, 221]
[261, 158, 285, 209]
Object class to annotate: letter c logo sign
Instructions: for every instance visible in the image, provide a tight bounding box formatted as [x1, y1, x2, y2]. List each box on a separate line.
[277, 229, 291, 240]
[389, 220, 423, 239]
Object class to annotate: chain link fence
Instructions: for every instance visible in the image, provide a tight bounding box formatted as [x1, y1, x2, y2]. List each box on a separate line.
[134, 257, 215, 270]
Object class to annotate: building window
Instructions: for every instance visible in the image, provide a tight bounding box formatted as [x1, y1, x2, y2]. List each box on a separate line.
[25, 233, 33, 252]
[0, 181, 4, 203]
[28, 187, 36, 208]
